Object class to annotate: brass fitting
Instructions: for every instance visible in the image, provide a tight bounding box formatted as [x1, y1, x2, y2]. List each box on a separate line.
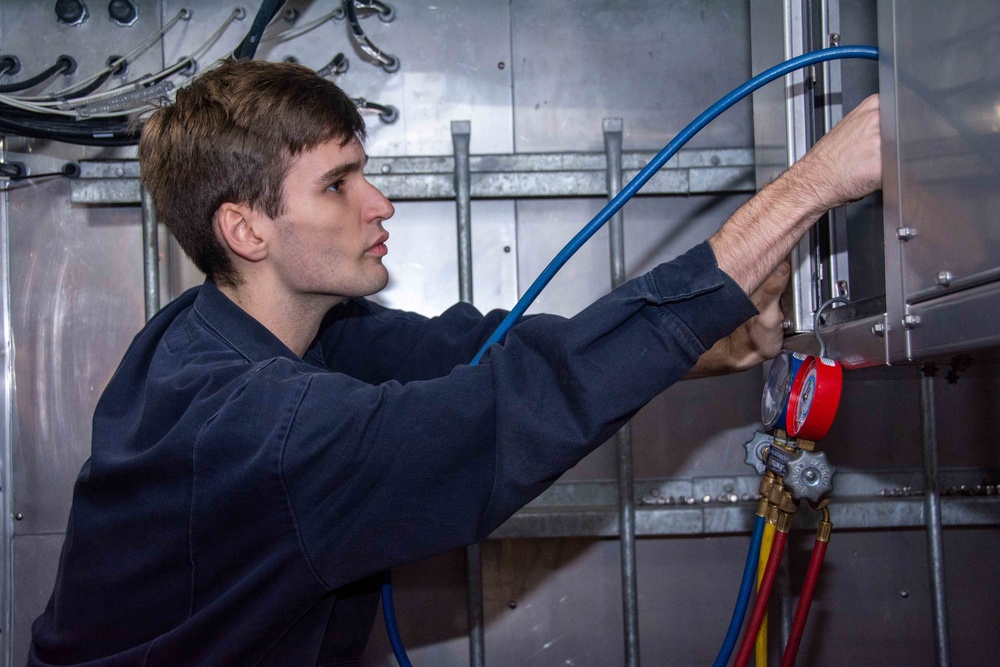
[756, 497, 770, 519]
[765, 503, 781, 525]
[776, 488, 799, 515]
[775, 510, 794, 533]
[797, 438, 816, 452]
[816, 506, 833, 542]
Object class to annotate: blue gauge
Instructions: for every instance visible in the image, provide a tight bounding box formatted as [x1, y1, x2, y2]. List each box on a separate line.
[760, 351, 807, 431]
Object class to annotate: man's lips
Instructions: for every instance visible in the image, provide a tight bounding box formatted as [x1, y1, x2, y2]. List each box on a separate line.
[367, 232, 389, 256]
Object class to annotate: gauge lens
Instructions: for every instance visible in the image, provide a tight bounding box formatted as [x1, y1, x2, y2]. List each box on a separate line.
[793, 366, 819, 432]
[761, 351, 792, 428]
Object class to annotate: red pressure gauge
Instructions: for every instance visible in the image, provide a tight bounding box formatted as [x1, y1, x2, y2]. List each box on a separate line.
[786, 356, 843, 441]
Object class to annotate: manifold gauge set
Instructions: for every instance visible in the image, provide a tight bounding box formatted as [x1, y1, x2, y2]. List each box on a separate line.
[744, 351, 845, 504]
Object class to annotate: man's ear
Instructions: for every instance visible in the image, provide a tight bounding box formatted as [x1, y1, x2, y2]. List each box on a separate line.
[214, 202, 269, 263]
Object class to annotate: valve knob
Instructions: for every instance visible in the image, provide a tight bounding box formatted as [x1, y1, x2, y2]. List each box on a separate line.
[784, 449, 836, 504]
[742, 431, 774, 476]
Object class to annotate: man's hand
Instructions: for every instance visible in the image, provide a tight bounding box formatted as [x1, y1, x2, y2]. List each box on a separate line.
[790, 94, 882, 213]
[685, 261, 790, 378]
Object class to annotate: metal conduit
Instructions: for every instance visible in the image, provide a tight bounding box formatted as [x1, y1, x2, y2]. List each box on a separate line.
[452, 121, 474, 304]
[919, 365, 951, 667]
[140, 186, 160, 322]
[453, 119, 485, 667]
[603, 117, 639, 667]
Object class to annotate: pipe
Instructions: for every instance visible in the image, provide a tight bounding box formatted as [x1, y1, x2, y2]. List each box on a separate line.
[470, 46, 879, 365]
[381, 571, 413, 667]
[465, 543, 485, 667]
[604, 117, 639, 667]
[734, 528, 789, 667]
[140, 187, 160, 322]
[920, 365, 951, 666]
[452, 121, 474, 304]
[712, 514, 766, 667]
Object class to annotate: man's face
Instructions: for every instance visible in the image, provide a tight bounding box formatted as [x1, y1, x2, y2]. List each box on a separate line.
[267, 136, 395, 301]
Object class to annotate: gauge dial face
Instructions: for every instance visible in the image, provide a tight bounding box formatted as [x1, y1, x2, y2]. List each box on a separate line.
[793, 365, 819, 433]
[761, 351, 792, 429]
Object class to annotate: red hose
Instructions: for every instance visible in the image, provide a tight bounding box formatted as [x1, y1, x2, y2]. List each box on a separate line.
[734, 528, 788, 667]
[780, 538, 829, 667]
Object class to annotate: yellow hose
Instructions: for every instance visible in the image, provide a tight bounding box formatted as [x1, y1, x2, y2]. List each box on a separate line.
[755, 522, 777, 666]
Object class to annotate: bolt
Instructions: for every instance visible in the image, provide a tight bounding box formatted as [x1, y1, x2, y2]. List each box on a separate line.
[380, 163, 392, 174]
[936, 271, 954, 287]
[900, 590, 909, 598]
[14, 513, 22, 521]
[781, 319, 794, 332]
[686, 497, 696, 506]
[503, 245, 511, 253]
[803, 468, 820, 485]
[829, 33, 841, 47]
[902, 315, 921, 329]
[498, 62, 505, 70]
[871, 321, 886, 337]
[710, 155, 721, 166]
[702, 494, 712, 504]
[724, 483, 734, 493]
[649, 488, 660, 498]
[508, 600, 517, 609]
[837, 280, 849, 296]
[897, 227, 918, 241]
[729, 494, 739, 503]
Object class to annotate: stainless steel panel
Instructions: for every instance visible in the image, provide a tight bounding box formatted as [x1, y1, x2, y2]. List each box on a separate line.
[908, 281, 1000, 360]
[163, 0, 514, 156]
[375, 200, 517, 316]
[9, 179, 145, 535]
[891, 1, 1000, 304]
[511, 0, 752, 153]
[12, 534, 64, 667]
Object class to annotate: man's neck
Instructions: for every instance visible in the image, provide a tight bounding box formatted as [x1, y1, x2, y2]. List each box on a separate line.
[217, 281, 343, 358]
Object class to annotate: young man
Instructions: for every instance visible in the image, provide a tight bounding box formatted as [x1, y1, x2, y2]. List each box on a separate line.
[29, 60, 880, 665]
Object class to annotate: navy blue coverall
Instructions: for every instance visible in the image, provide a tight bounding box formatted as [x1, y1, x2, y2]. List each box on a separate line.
[29, 241, 757, 666]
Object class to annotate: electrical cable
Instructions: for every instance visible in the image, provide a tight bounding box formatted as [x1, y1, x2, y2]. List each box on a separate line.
[380, 45, 878, 667]
[343, 0, 399, 72]
[262, 8, 345, 44]
[0, 56, 75, 94]
[468, 45, 878, 365]
[233, 0, 286, 60]
[734, 529, 789, 667]
[780, 514, 831, 667]
[711, 514, 766, 667]
[19, 9, 190, 103]
[755, 521, 777, 667]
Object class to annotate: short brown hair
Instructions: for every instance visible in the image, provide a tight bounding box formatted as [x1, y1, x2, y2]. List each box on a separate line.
[138, 59, 366, 287]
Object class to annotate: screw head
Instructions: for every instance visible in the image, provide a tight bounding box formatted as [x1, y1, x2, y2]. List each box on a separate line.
[871, 321, 886, 337]
[897, 227, 918, 241]
[903, 315, 921, 329]
[936, 271, 954, 287]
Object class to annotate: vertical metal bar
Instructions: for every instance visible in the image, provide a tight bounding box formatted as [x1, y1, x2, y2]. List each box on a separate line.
[452, 121, 473, 304]
[140, 187, 160, 323]
[919, 365, 951, 667]
[452, 119, 484, 667]
[604, 117, 639, 667]
[0, 149, 15, 667]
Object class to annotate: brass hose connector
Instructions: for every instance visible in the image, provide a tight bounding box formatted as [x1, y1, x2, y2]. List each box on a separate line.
[816, 506, 833, 543]
[776, 509, 794, 533]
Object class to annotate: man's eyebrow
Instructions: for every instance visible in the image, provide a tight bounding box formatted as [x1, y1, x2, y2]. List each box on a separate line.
[317, 155, 369, 184]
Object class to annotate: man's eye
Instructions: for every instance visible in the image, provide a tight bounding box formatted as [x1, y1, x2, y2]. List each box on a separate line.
[327, 180, 345, 193]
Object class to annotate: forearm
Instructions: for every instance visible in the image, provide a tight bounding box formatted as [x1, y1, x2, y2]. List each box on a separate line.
[708, 163, 826, 296]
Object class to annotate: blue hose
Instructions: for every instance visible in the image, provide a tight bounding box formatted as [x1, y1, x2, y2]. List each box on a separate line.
[712, 514, 767, 667]
[383, 45, 879, 666]
[381, 572, 413, 667]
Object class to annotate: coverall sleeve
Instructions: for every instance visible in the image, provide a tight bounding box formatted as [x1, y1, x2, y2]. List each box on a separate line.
[279, 242, 758, 590]
[315, 299, 511, 384]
